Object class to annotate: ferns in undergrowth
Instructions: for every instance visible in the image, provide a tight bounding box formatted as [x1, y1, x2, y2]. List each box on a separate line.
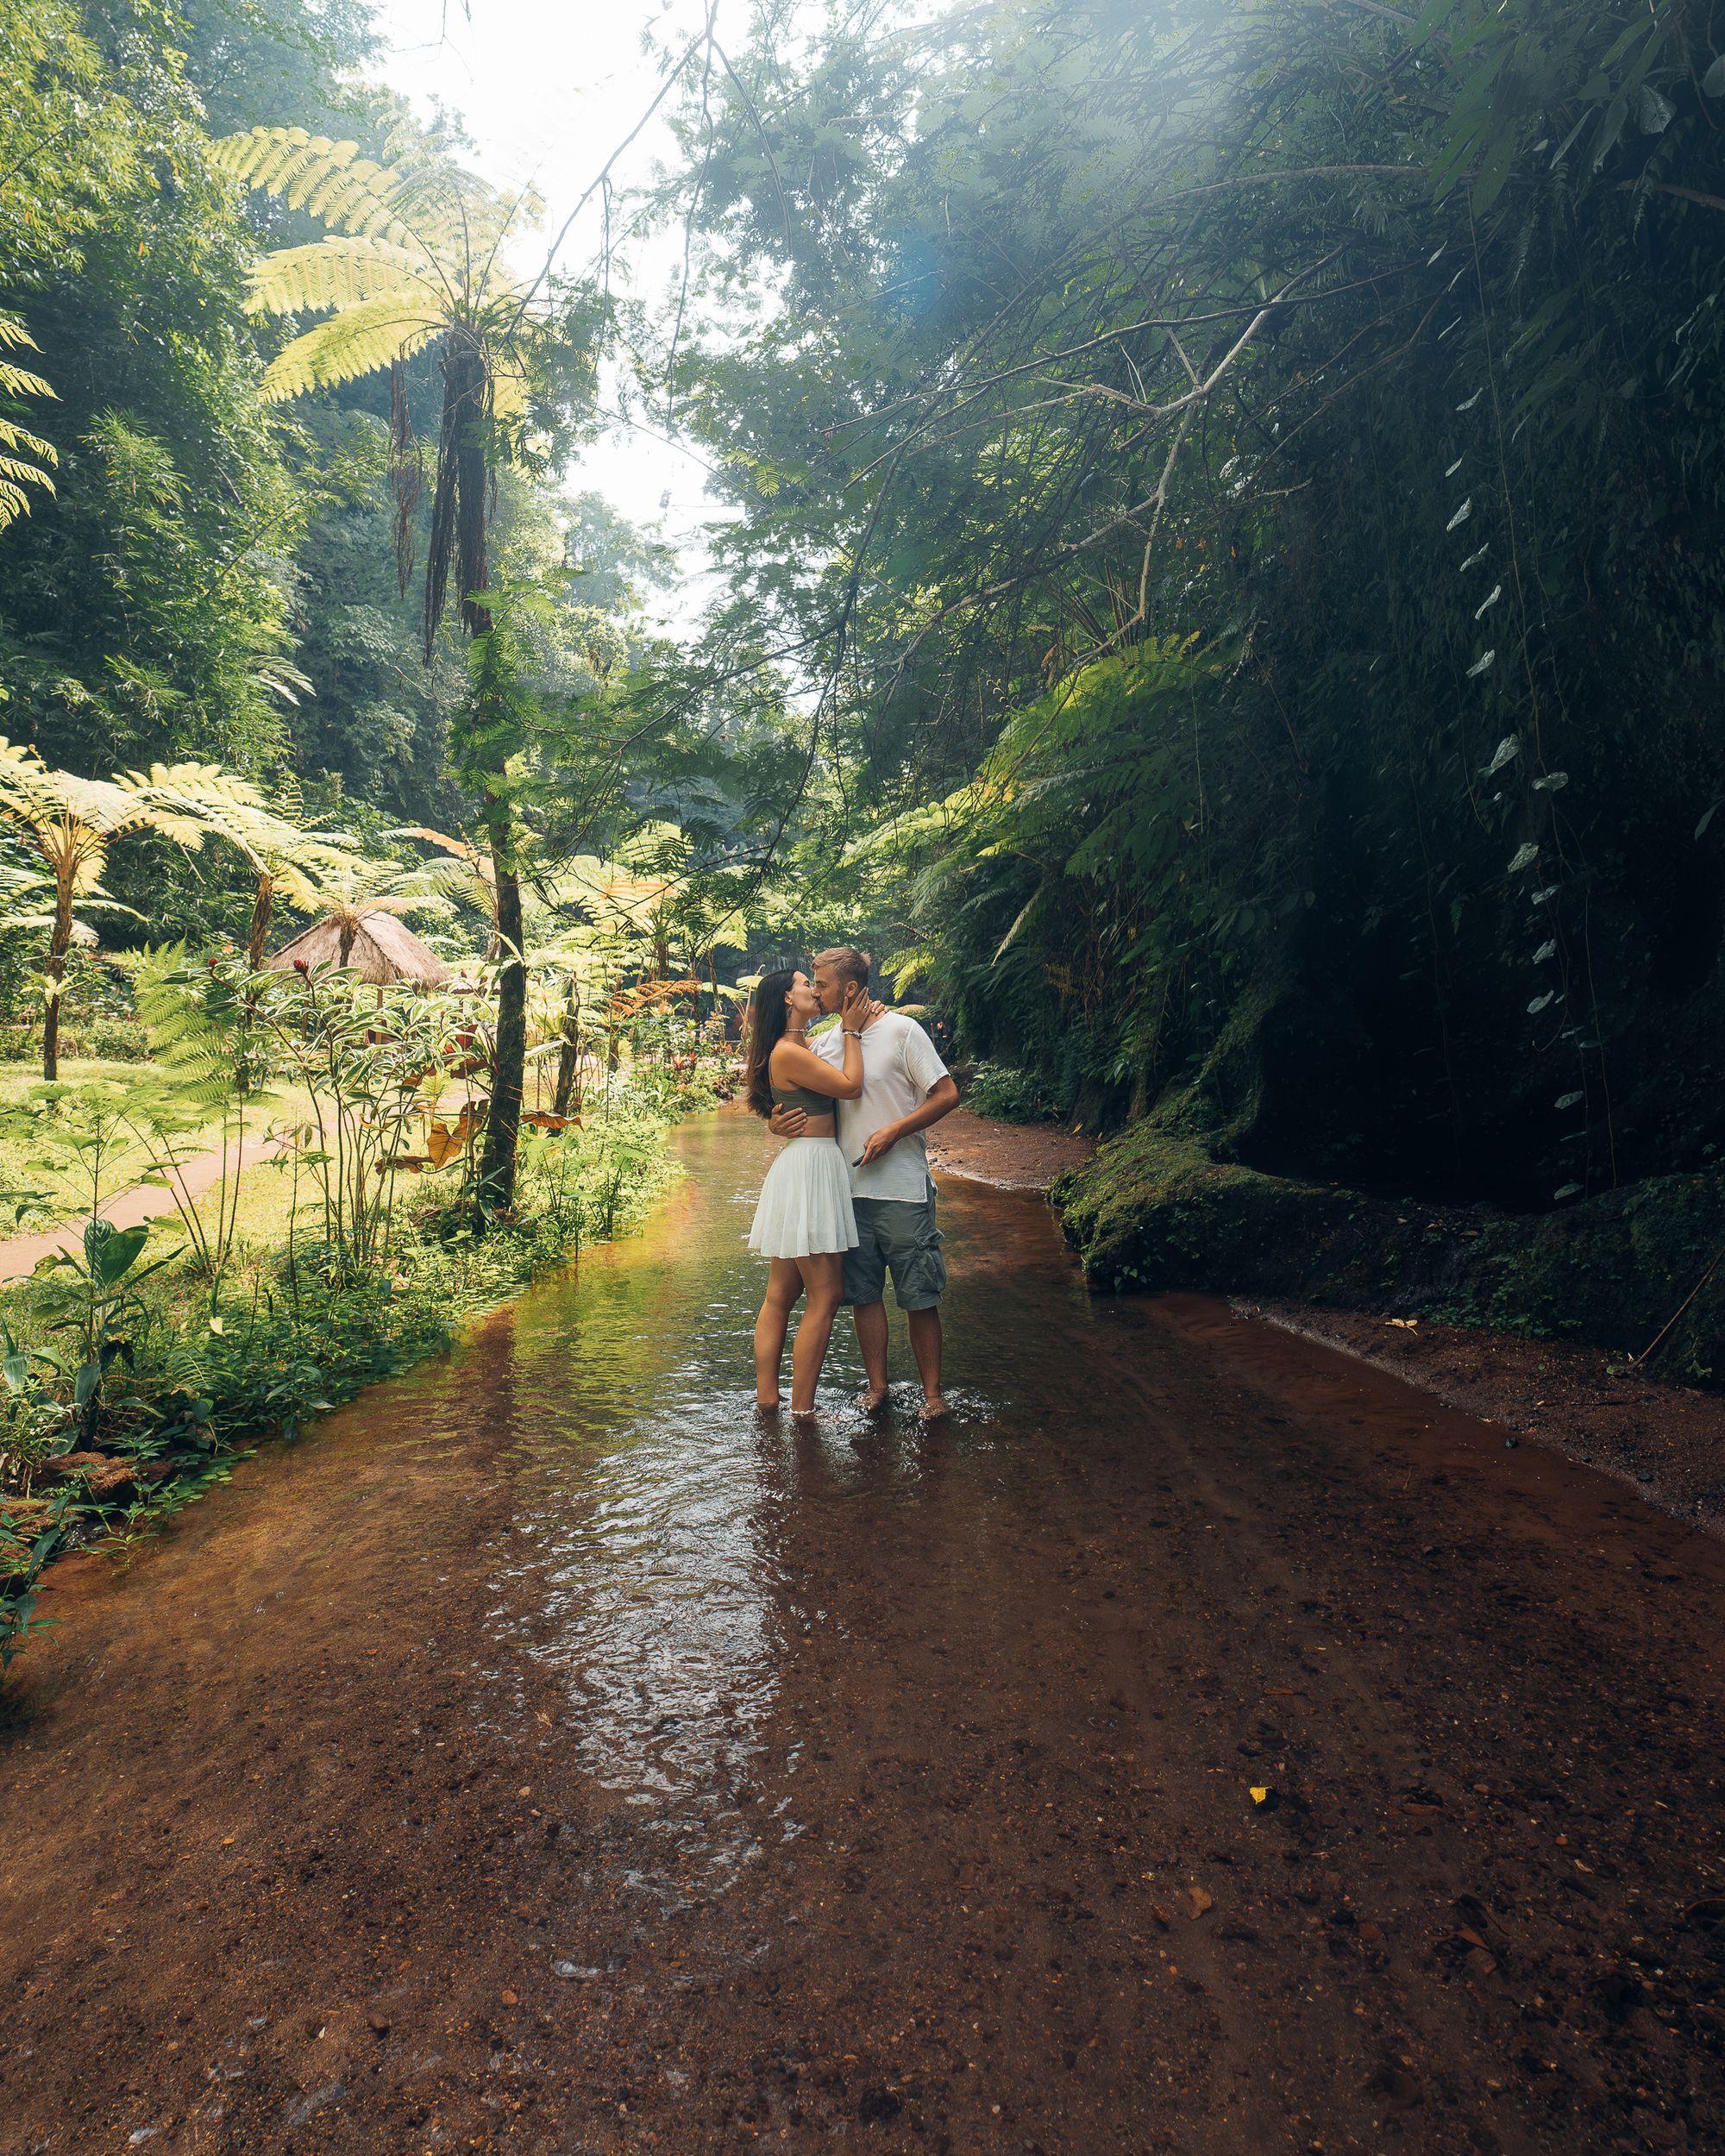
[133, 944, 265, 1115]
[0, 317, 58, 533]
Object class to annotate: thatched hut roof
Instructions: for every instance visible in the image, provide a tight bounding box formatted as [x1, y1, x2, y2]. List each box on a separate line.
[265, 908, 452, 988]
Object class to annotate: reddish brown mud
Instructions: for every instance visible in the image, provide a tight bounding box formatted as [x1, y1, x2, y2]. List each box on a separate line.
[1239, 1299, 1725, 1541]
[926, 1107, 1091, 1192]
[1, 1111, 1722, 2154]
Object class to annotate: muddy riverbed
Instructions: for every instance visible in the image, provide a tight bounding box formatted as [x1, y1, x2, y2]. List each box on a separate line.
[2, 1108, 1722, 2154]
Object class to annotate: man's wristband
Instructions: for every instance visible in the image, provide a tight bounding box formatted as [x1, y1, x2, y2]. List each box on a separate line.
[842, 1027, 863, 1036]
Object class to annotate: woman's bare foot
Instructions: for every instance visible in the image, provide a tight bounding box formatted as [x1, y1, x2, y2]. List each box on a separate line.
[756, 1395, 782, 1412]
[919, 1393, 950, 1420]
[860, 1384, 890, 1413]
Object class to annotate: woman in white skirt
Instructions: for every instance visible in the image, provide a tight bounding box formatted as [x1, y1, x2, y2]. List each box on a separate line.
[745, 967, 866, 1411]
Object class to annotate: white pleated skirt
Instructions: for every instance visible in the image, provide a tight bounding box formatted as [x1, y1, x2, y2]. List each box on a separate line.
[748, 1135, 858, 1259]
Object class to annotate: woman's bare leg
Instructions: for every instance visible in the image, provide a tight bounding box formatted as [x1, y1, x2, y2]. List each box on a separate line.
[789, 1252, 844, 1412]
[755, 1258, 803, 1407]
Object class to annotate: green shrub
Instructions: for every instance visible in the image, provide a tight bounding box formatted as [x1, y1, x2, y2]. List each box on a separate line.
[0, 1068, 691, 1672]
[963, 1062, 1066, 1125]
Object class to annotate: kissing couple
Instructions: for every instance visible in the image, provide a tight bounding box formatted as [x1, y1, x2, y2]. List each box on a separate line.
[743, 946, 958, 1417]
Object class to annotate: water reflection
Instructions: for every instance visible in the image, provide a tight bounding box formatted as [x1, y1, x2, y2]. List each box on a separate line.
[467, 1113, 1072, 1910]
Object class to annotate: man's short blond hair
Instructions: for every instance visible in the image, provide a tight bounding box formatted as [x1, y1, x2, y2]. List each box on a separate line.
[812, 945, 871, 989]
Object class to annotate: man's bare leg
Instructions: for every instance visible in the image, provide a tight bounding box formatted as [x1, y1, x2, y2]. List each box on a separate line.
[852, 1298, 890, 1410]
[908, 1307, 946, 1416]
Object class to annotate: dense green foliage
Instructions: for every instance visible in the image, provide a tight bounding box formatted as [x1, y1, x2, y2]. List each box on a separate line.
[674, 0, 1725, 1208]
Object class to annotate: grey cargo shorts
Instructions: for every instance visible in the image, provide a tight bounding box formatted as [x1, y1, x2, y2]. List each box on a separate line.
[842, 1188, 947, 1311]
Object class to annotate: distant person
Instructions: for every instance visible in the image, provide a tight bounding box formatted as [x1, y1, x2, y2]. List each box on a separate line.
[770, 947, 959, 1417]
[743, 968, 868, 1413]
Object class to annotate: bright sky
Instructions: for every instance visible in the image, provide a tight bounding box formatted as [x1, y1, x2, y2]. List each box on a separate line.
[370, 0, 730, 629]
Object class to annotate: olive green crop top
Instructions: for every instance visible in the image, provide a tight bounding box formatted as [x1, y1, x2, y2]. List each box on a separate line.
[770, 1077, 835, 1117]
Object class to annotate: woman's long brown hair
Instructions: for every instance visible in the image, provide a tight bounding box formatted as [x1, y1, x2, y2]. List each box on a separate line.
[743, 968, 799, 1120]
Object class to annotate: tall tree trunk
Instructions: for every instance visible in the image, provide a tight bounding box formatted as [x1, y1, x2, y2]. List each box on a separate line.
[247, 870, 274, 971]
[435, 323, 530, 1212]
[478, 833, 524, 1211]
[41, 874, 72, 1081]
[552, 973, 582, 1119]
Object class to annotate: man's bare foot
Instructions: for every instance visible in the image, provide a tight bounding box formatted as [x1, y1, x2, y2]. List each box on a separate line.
[919, 1393, 950, 1420]
[860, 1384, 890, 1414]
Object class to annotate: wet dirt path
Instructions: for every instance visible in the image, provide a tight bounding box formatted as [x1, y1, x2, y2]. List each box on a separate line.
[2, 1111, 1723, 2155]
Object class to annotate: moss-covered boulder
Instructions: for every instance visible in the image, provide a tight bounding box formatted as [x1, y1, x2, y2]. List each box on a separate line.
[1053, 1117, 1387, 1295]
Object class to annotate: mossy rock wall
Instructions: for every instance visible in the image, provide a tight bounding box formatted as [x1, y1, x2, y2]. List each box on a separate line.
[1052, 1119, 1394, 1298]
[1056, 1117, 1725, 1384]
[1454, 1171, 1725, 1382]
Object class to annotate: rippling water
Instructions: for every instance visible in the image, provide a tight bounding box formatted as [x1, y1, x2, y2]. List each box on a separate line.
[454, 1112, 1054, 1911]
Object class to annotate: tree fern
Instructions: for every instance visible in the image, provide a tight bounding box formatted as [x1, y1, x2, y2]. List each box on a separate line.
[117, 761, 365, 962]
[261, 298, 442, 402]
[245, 236, 436, 321]
[220, 117, 600, 1211]
[214, 128, 482, 258]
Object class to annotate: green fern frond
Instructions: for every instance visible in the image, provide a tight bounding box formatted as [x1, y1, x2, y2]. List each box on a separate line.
[0, 315, 58, 531]
[0, 417, 58, 463]
[216, 128, 466, 257]
[0, 360, 55, 402]
[245, 236, 436, 321]
[0, 454, 54, 497]
[260, 301, 442, 402]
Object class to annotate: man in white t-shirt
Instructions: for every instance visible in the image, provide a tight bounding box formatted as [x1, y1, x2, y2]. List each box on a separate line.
[768, 945, 959, 1414]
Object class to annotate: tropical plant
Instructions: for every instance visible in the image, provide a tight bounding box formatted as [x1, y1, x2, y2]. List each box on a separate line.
[0, 317, 58, 533]
[130, 943, 279, 1284]
[247, 959, 480, 1269]
[0, 740, 212, 1077]
[120, 763, 362, 965]
[33, 1217, 179, 1440]
[215, 122, 603, 1207]
[1, 1487, 76, 1673]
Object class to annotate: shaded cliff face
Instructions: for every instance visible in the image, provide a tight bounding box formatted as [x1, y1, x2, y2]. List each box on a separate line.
[1242, 740, 1725, 1210]
[1055, 1107, 1725, 1391]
